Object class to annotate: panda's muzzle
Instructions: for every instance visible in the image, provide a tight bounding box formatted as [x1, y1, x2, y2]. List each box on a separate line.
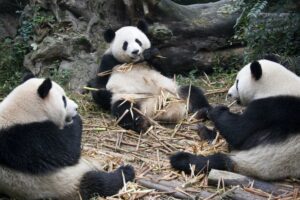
[65, 116, 73, 125]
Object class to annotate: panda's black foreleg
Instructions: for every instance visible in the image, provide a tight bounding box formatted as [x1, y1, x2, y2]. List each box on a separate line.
[87, 78, 112, 111]
[91, 89, 112, 111]
[178, 85, 211, 113]
[111, 100, 151, 133]
[79, 165, 135, 199]
[208, 106, 253, 149]
[170, 152, 233, 175]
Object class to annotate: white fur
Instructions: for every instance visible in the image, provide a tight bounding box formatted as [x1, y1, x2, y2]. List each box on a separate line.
[230, 134, 300, 180]
[108, 26, 151, 63]
[107, 63, 186, 122]
[228, 59, 300, 105]
[0, 78, 78, 129]
[0, 158, 101, 200]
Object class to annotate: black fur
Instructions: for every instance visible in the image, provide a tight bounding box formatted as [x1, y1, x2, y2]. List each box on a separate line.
[142, 47, 167, 75]
[87, 54, 121, 110]
[79, 165, 135, 199]
[88, 87, 112, 111]
[37, 78, 52, 98]
[208, 96, 300, 150]
[178, 85, 210, 112]
[0, 115, 82, 174]
[96, 54, 122, 86]
[137, 20, 148, 34]
[111, 100, 150, 133]
[250, 61, 262, 80]
[263, 54, 280, 63]
[170, 152, 233, 174]
[21, 72, 35, 83]
[104, 29, 115, 43]
[197, 124, 217, 142]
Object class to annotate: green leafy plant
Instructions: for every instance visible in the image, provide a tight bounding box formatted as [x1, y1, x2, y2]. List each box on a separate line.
[233, 0, 300, 63]
[0, 6, 56, 96]
[0, 39, 28, 95]
[18, 6, 55, 42]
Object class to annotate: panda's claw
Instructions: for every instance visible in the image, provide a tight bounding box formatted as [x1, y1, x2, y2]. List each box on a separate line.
[117, 165, 135, 182]
[197, 124, 217, 142]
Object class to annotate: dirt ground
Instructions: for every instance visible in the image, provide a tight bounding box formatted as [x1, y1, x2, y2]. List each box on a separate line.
[75, 73, 300, 200]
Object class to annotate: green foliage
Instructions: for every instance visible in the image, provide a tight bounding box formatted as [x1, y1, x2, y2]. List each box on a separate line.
[49, 68, 73, 87]
[176, 69, 201, 86]
[233, 0, 300, 63]
[18, 6, 55, 42]
[0, 39, 28, 96]
[0, 6, 56, 97]
[233, 0, 268, 42]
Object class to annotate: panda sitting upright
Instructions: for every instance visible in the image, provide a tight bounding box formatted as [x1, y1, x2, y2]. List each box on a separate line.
[0, 77, 135, 199]
[88, 20, 209, 132]
[170, 59, 300, 180]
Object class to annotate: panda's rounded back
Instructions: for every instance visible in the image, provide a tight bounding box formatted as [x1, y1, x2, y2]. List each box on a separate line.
[0, 78, 78, 129]
[228, 59, 300, 105]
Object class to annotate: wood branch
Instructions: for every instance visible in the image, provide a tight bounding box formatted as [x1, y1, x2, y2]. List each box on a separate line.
[213, 186, 266, 200]
[137, 178, 193, 199]
[208, 169, 294, 196]
[137, 174, 216, 199]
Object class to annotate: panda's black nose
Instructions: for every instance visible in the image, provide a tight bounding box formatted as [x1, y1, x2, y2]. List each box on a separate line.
[132, 50, 139, 55]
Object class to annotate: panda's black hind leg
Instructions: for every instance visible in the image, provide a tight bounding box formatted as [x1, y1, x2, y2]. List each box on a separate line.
[170, 152, 233, 175]
[112, 100, 151, 133]
[79, 165, 135, 199]
[178, 85, 210, 113]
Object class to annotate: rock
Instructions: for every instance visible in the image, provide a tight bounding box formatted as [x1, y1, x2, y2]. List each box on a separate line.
[24, 33, 102, 91]
[59, 52, 99, 91]
[0, 0, 28, 39]
[0, 14, 19, 40]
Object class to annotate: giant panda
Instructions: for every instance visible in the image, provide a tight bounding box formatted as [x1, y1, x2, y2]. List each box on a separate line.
[170, 59, 300, 180]
[88, 20, 209, 133]
[0, 77, 135, 199]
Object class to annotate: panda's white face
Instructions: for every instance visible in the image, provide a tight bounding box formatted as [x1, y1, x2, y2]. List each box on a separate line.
[228, 59, 300, 105]
[0, 78, 78, 129]
[109, 26, 151, 63]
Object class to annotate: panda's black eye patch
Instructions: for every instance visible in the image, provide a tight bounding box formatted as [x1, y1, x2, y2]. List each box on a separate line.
[62, 96, 67, 108]
[122, 41, 128, 51]
[135, 39, 142, 47]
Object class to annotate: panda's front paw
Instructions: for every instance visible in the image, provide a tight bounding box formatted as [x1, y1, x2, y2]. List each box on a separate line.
[143, 47, 160, 61]
[133, 116, 151, 133]
[208, 105, 229, 120]
[197, 124, 217, 142]
[117, 165, 135, 182]
[194, 107, 210, 121]
[170, 152, 206, 174]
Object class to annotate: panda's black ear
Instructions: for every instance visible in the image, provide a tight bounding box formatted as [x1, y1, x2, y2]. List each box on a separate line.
[103, 29, 115, 43]
[38, 78, 52, 98]
[137, 20, 148, 34]
[250, 61, 262, 80]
